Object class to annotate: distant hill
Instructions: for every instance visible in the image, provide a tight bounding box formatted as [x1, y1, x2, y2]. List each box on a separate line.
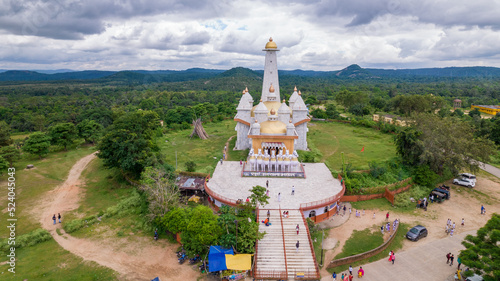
[2, 65, 500, 83]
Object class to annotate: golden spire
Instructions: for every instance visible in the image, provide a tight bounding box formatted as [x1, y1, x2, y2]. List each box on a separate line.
[283, 99, 286, 103]
[298, 90, 302, 95]
[265, 37, 277, 49]
[270, 108, 276, 115]
[245, 87, 248, 92]
[294, 86, 297, 91]
[269, 84, 275, 93]
[242, 89, 246, 94]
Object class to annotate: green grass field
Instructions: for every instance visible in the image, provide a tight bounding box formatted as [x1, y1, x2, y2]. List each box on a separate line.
[0, 146, 119, 280]
[308, 121, 397, 171]
[158, 120, 236, 174]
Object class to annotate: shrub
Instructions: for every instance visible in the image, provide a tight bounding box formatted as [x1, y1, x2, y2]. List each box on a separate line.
[185, 160, 197, 172]
[0, 228, 52, 253]
[394, 185, 430, 208]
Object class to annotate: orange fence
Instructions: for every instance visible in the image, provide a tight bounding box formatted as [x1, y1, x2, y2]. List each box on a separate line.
[300, 174, 346, 210]
[299, 211, 321, 280]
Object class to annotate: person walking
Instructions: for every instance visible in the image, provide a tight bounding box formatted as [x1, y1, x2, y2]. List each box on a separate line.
[58, 213, 61, 223]
[343, 205, 346, 216]
[349, 265, 353, 275]
[266, 180, 269, 188]
[296, 224, 299, 235]
[461, 218, 465, 227]
[348, 274, 353, 281]
[341, 273, 344, 281]
[373, 212, 376, 219]
[52, 214, 56, 225]
[332, 271, 337, 280]
[386, 212, 389, 221]
[295, 240, 299, 253]
[266, 189, 270, 197]
[380, 226, 384, 235]
[450, 254, 454, 266]
[391, 253, 395, 264]
[278, 193, 281, 202]
[446, 253, 451, 264]
[291, 185, 295, 195]
[267, 210, 270, 218]
[481, 205, 485, 215]
[457, 256, 462, 270]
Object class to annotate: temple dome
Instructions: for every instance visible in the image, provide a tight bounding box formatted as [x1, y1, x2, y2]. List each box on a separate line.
[265, 38, 277, 49]
[260, 120, 286, 134]
[250, 101, 282, 117]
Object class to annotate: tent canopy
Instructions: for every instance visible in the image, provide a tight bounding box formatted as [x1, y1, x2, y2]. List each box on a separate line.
[208, 246, 234, 272]
[225, 254, 252, 270]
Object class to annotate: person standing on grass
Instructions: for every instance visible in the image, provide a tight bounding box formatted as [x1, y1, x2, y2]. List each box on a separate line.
[52, 214, 56, 225]
[58, 213, 61, 223]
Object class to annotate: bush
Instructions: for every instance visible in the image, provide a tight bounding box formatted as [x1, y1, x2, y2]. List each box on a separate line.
[412, 165, 438, 187]
[394, 185, 431, 208]
[0, 228, 52, 253]
[185, 160, 197, 172]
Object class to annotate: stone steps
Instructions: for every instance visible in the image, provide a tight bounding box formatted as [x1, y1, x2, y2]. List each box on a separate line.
[255, 209, 319, 279]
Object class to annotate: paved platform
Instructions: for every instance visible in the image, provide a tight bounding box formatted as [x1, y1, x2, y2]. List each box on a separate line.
[207, 161, 343, 209]
[323, 230, 476, 281]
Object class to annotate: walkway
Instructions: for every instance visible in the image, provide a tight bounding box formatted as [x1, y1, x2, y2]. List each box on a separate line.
[322, 230, 475, 281]
[479, 161, 500, 178]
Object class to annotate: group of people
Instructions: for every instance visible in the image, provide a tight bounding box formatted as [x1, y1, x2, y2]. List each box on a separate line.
[380, 219, 399, 234]
[388, 250, 396, 264]
[332, 266, 364, 280]
[445, 218, 464, 236]
[52, 213, 62, 224]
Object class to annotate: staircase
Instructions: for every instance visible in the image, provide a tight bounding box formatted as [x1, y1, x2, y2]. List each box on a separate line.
[255, 209, 319, 280]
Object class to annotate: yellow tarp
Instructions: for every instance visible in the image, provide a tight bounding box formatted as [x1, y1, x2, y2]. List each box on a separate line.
[225, 254, 252, 270]
[188, 195, 200, 203]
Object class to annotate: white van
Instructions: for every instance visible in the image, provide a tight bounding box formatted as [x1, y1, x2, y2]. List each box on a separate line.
[460, 173, 476, 183]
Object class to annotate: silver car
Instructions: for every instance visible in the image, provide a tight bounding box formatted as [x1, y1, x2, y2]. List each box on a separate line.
[453, 177, 475, 188]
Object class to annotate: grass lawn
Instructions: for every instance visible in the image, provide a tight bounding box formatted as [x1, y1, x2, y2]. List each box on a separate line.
[334, 228, 383, 259]
[159, 120, 236, 174]
[327, 223, 410, 274]
[0, 145, 97, 237]
[489, 150, 500, 169]
[311, 228, 331, 268]
[0, 240, 117, 281]
[307, 121, 396, 171]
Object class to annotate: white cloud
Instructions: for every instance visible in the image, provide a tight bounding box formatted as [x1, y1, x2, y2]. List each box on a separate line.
[1, 0, 500, 70]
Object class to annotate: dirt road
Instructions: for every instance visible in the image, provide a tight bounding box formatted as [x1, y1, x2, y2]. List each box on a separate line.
[38, 153, 200, 281]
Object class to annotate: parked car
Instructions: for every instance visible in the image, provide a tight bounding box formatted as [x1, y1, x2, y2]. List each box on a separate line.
[430, 190, 446, 203]
[433, 187, 450, 199]
[453, 177, 475, 188]
[465, 273, 483, 281]
[406, 225, 428, 241]
[460, 173, 476, 183]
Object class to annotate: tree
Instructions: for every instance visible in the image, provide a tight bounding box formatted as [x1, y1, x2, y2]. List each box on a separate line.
[22, 132, 51, 159]
[77, 119, 103, 144]
[185, 160, 196, 172]
[158, 207, 189, 234]
[335, 90, 368, 109]
[469, 108, 481, 118]
[218, 205, 238, 250]
[48, 123, 77, 151]
[181, 205, 221, 255]
[0, 121, 12, 147]
[97, 110, 161, 177]
[459, 213, 500, 281]
[325, 104, 340, 119]
[139, 166, 179, 220]
[248, 185, 269, 207]
[0, 146, 21, 167]
[397, 113, 495, 174]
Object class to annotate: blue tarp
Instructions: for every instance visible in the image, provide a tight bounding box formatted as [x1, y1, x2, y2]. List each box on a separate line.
[208, 246, 234, 272]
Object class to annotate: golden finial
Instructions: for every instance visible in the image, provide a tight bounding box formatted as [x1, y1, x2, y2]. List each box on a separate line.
[260, 99, 263, 102]
[298, 90, 302, 95]
[255, 119, 258, 123]
[269, 84, 275, 93]
[283, 99, 286, 103]
[270, 108, 276, 115]
[289, 120, 292, 123]
[242, 89, 245, 94]
[245, 87, 248, 92]
[294, 86, 297, 91]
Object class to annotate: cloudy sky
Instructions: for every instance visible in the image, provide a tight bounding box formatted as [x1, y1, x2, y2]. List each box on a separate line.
[1, 0, 500, 71]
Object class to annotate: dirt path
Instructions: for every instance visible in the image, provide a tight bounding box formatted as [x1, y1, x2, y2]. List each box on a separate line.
[37, 153, 200, 281]
[319, 174, 500, 279]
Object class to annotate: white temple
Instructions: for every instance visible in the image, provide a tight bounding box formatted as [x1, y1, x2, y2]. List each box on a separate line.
[233, 38, 310, 174]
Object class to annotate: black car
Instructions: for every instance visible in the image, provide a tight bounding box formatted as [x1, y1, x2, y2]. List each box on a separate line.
[433, 188, 450, 199]
[406, 225, 428, 241]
